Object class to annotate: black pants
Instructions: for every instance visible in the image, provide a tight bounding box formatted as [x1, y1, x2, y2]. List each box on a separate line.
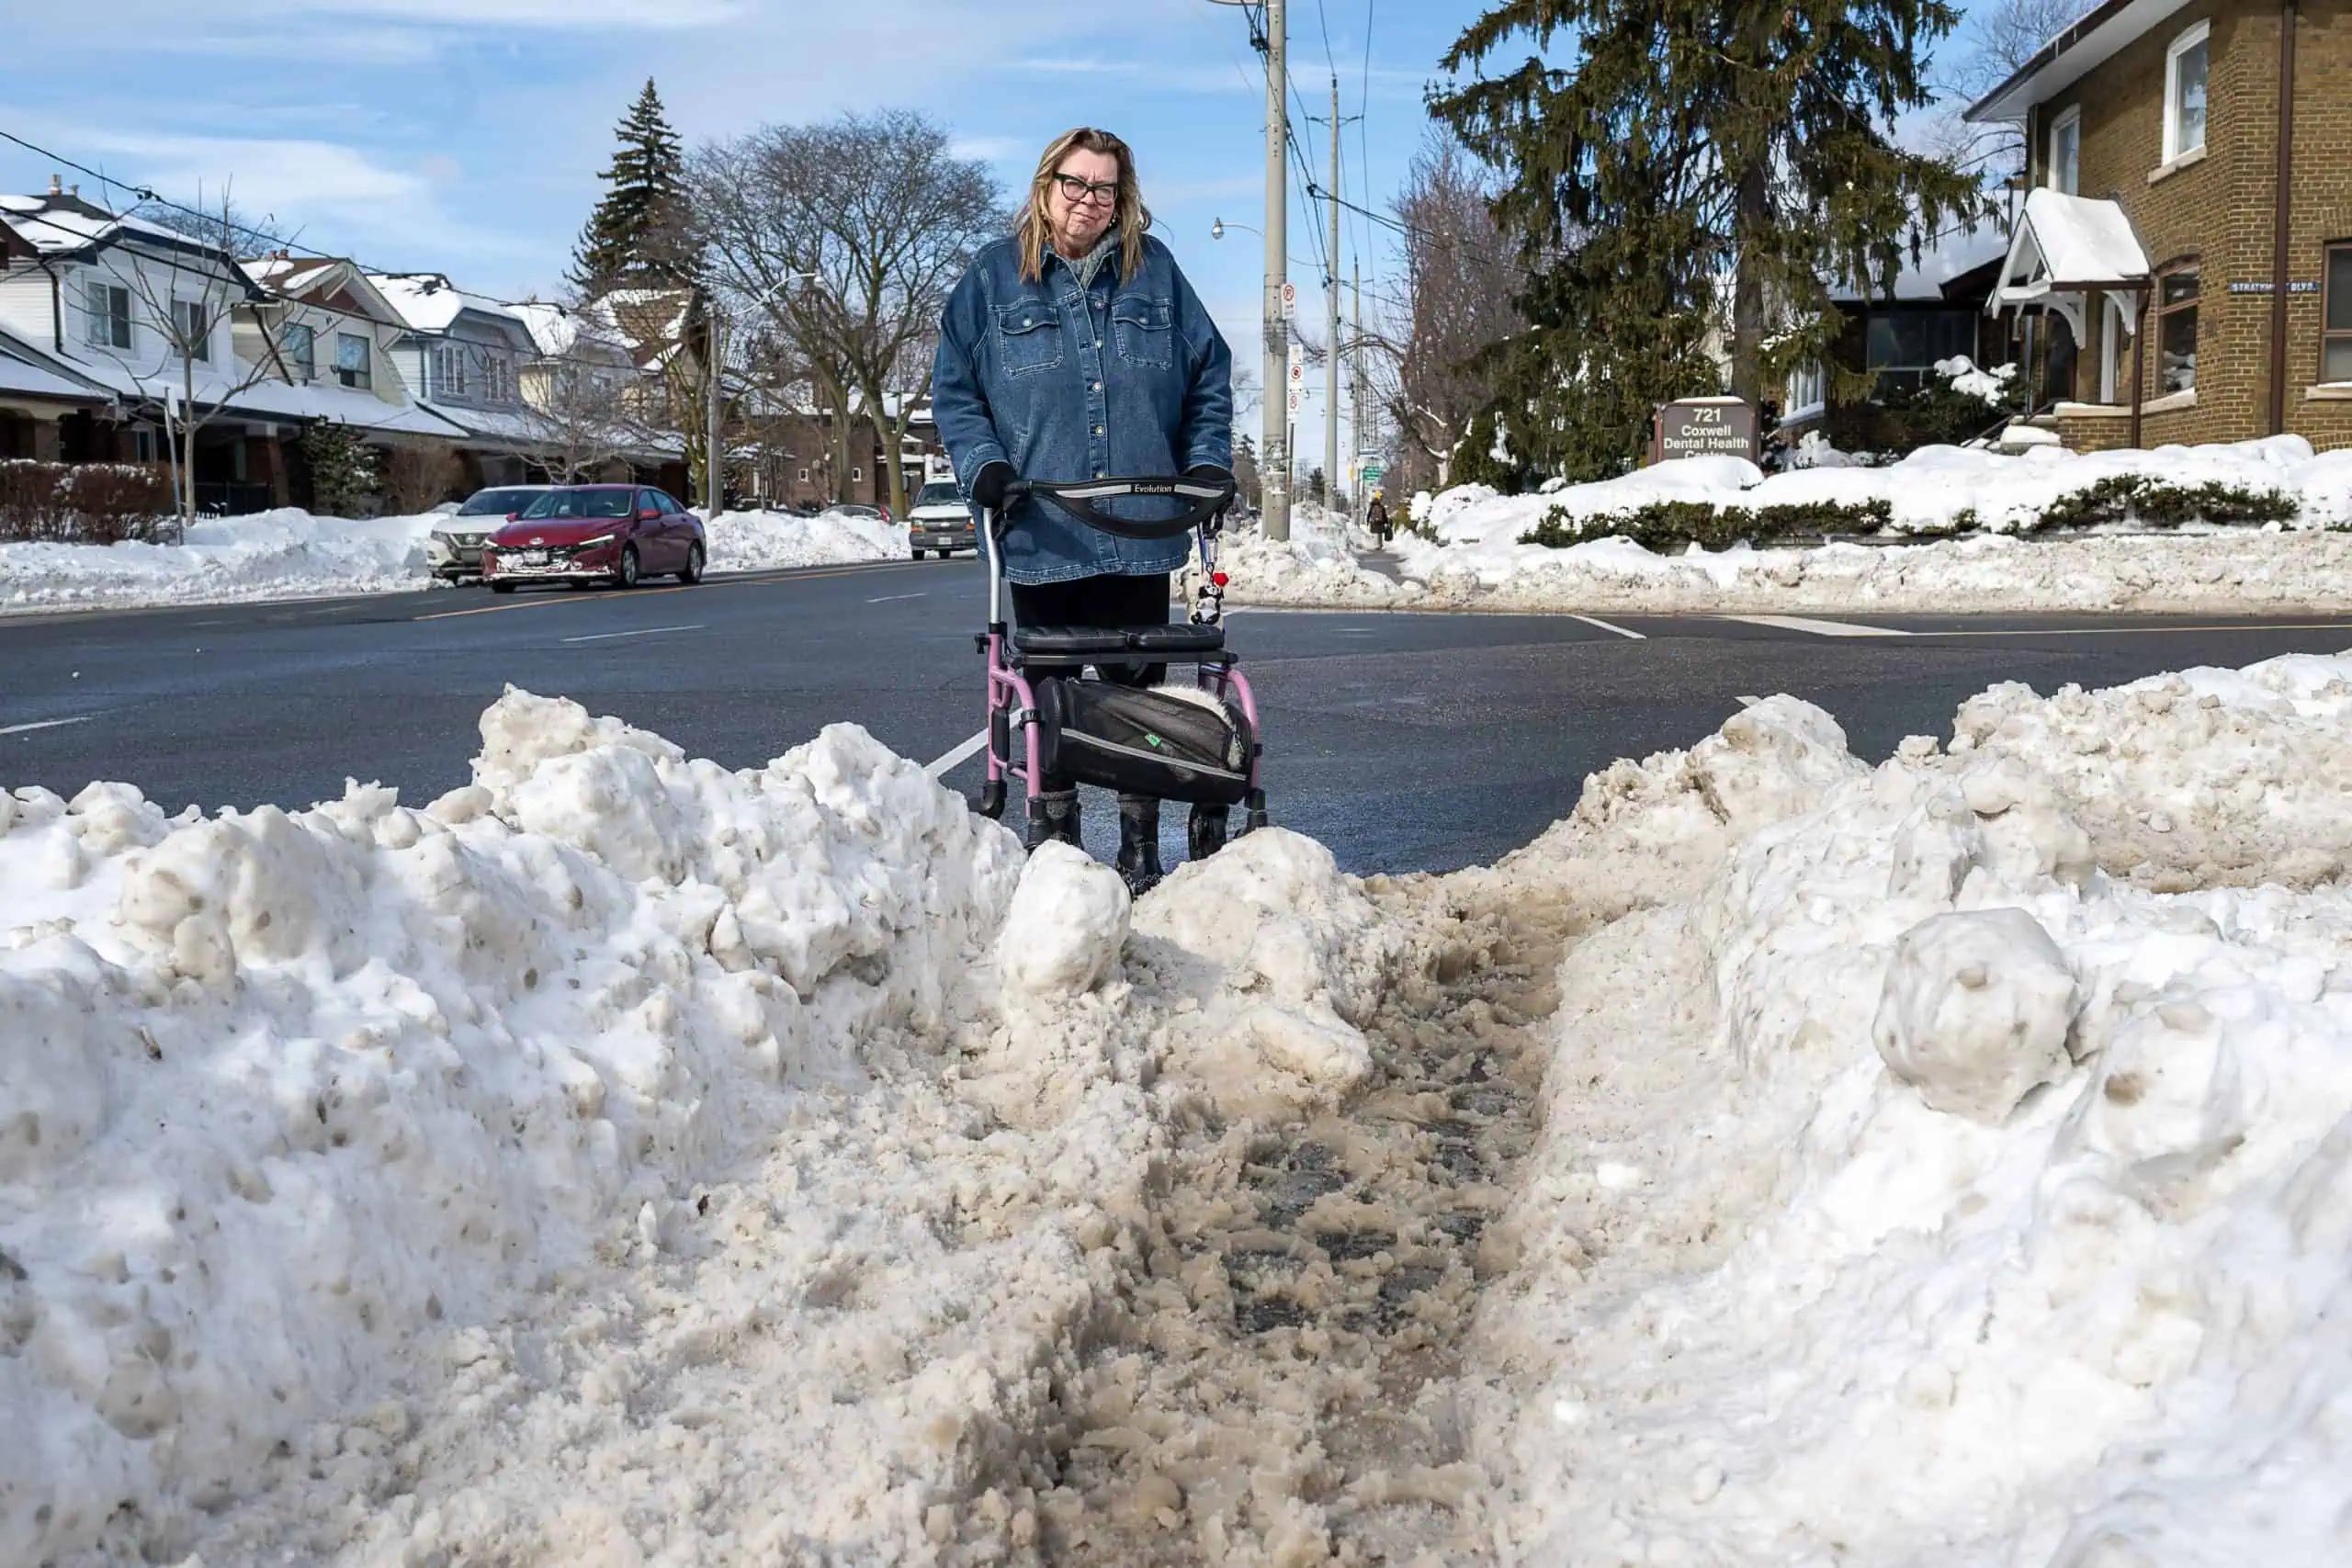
[1012, 571, 1170, 792]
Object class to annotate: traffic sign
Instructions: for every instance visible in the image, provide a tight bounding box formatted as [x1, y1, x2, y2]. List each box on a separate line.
[1287, 388, 1304, 413]
[1280, 280, 1297, 320]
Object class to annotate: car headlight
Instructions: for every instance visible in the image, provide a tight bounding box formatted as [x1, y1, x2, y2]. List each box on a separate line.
[430, 530, 452, 546]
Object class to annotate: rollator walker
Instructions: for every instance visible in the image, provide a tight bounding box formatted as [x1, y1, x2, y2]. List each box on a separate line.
[973, 475, 1269, 858]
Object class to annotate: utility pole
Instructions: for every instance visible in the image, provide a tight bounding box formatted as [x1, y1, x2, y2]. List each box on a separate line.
[703, 290, 725, 515]
[1351, 257, 1364, 525]
[1324, 74, 1340, 522]
[1263, 0, 1289, 540]
[1207, 0, 1288, 538]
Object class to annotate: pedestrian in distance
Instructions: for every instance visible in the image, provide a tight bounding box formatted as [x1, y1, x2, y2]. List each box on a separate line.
[932, 126, 1236, 892]
[1366, 491, 1389, 546]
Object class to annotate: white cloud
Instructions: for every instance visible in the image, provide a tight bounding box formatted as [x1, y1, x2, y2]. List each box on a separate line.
[949, 136, 1025, 164]
[147, 27, 442, 64]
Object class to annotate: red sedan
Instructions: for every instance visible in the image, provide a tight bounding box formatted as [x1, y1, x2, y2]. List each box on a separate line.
[481, 484, 706, 592]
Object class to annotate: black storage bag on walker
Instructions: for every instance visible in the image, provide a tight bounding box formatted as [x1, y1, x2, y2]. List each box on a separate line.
[1035, 679, 1254, 806]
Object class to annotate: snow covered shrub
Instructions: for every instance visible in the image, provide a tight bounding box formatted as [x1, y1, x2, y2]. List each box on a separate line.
[2030, 475, 2298, 532]
[1521, 496, 1894, 550]
[297, 423, 382, 518]
[59, 464, 175, 544]
[0, 458, 70, 541]
[2, 460, 172, 543]
[1826, 357, 2021, 457]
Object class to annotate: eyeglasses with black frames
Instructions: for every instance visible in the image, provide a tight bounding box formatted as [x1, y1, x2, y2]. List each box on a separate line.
[1052, 172, 1119, 207]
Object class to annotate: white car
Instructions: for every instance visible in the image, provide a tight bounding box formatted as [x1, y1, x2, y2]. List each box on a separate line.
[905, 480, 978, 558]
[428, 485, 554, 581]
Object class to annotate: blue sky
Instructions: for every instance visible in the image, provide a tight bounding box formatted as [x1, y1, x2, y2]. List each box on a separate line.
[0, 0, 1991, 467]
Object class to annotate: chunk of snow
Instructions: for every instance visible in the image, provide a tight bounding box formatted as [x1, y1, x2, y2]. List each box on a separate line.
[998, 842, 1129, 997]
[1872, 907, 2081, 1121]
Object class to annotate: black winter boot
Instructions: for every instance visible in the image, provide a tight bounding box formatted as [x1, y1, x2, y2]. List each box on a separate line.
[1187, 804, 1228, 861]
[1115, 795, 1165, 896]
[1024, 788, 1080, 850]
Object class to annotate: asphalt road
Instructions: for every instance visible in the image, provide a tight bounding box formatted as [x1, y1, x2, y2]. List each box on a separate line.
[5, 558, 2349, 874]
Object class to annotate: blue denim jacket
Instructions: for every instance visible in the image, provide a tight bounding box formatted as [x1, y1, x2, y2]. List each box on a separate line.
[932, 232, 1233, 585]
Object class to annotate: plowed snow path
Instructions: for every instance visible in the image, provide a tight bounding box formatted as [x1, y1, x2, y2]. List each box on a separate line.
[1033, 880, 1575, 1565]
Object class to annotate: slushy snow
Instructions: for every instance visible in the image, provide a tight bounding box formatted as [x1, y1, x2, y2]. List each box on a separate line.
[7, 649, 2352, 1564]
[0, 506, 905, 615]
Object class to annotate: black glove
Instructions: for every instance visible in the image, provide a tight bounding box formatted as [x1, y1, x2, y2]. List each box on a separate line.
[970, 461, 1014, 513]
[1183, 463, 1235, 495]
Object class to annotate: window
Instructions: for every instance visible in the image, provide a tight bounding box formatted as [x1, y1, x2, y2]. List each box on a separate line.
[2048, 107, 2081, 195]
[173, 299, 210, 361]
[1864, 310, 1977, 393]
[851, 466, 863, 482]
[435, 344, 469, 399]
[285, 322, 316, 381]
[2156, 265, 2199, 393]
[2164, 22, 2209, 164]
[655, 491, 686, 513]
[84, 281, 131, 349]
[797, 467, 809, 483]
[335, 333, 371, 390]
[2324, 243, 2352, 384]
[1783, 361, 1826, 420]
[479, 354, 513, 404]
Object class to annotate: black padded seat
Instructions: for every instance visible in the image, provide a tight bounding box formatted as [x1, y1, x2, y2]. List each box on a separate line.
[1012, 623, 1227, 656]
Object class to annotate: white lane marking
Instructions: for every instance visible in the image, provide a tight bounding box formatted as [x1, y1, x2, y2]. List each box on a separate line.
[924, 728, 989, 779]
[560, 623, 705, 645]
[867, 592, 930, 604]
[1724, 615, 1913, 638]
[1568, 614, 1645, 639]
[1917, 620, 2352, 638]
[1, 715, 96, 737]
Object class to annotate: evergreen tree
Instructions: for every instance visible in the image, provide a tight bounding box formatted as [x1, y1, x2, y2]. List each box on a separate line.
[1432, 0, 1980, 479]
[569, 79, 695, 294]
[298, 422, 380, 516]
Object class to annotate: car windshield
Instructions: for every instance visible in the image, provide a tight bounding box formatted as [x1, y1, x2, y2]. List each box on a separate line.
[457, 489, 539, 517]
[915, 483, 960, 507]
[521, 489, 634, 521]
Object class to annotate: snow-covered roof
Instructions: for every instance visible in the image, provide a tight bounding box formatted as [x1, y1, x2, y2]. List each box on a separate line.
[1828, 222, 2010, 304]
[0, 191, 241, 267]
[510, 299, 634, 363]
[240, 255, 406, 329]
[1966, 0, 2190, 124]
[369, 274, 528, 336]
[1989, 190, 2151, 310]
[0, 329, 109, 404]
[14, 337, 468, 435]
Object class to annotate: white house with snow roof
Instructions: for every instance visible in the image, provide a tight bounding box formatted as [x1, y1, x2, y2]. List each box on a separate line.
[0, 180, 473, 509]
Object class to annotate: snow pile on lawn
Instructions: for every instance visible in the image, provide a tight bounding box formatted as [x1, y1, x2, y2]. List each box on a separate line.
[1469, 650, 2352, 1564]
[1197, 504, 1419, 608]
[702, 504, 906, 572]
[1224, 437, 2352, 614]
[0, 508, 445, 615]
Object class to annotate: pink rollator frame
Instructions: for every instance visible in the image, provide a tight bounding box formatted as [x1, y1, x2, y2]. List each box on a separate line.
[972, 475, 1267, 848]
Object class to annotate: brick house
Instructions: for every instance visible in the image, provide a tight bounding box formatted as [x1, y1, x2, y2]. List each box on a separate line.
[1966, 0, 2352, 452]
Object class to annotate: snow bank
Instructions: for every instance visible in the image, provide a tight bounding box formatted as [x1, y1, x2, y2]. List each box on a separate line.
[0, 692, 1023, 1562]
[1219, 438, 2352, 615]
[1471, 649, 2352, 1565]
[703, 505, 906, 573]
[0, 507, 444, 615]
[0, 505, 903, 617]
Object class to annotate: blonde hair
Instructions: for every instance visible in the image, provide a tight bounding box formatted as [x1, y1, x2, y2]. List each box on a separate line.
[1016, 128, 1151, 286]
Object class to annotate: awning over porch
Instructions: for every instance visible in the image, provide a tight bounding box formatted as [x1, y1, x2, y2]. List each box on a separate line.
[1987, 190, 2152, 310]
